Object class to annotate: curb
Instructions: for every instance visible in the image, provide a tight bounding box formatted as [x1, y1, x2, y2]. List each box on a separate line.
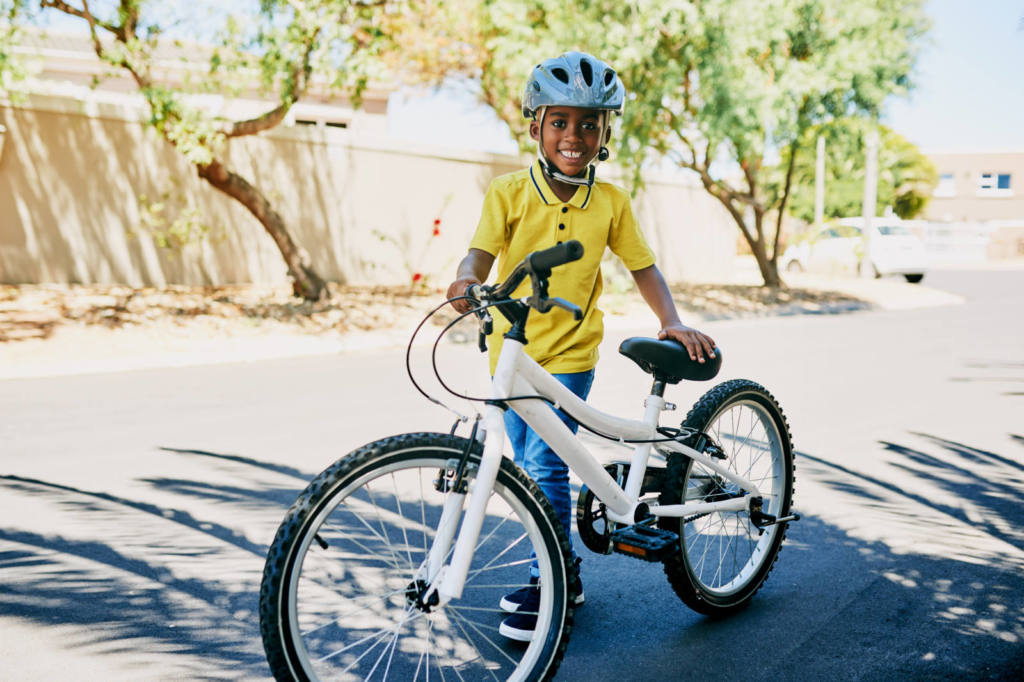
[1, 279, 965, 381]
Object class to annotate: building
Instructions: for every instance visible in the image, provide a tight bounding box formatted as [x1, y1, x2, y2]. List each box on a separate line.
[924, 150, 1024, 260]
[1, 30, 737, 287]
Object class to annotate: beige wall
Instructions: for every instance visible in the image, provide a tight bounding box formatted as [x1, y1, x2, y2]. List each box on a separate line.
[0, 96, 736, 288]
[926, 151, 1024, 222]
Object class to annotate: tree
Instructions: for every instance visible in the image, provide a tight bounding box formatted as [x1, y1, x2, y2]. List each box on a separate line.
[415, 0, 930, 288]
[783, 119, 938, 224]
[1, 0, 403, 300]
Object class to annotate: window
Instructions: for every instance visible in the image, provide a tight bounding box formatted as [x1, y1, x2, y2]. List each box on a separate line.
[934, 172, 956, 197]
[978, 172, 1012, 196]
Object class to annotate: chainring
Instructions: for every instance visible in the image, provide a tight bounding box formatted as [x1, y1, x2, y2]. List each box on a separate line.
[575, 462, 667, 554]
[575, 463, 626, 554]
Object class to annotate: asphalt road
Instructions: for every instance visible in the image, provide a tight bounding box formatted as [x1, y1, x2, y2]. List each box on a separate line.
[1, 268, 1022, 680]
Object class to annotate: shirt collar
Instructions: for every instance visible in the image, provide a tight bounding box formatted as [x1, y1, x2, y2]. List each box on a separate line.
[529, 160, 594, 210]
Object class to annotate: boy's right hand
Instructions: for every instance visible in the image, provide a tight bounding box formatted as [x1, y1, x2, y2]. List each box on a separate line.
[447, 277, 481, 314]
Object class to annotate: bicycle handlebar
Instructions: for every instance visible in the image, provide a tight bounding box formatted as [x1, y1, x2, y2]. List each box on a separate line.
[526, 240, 584, 273]
[465, 240, 585, 348]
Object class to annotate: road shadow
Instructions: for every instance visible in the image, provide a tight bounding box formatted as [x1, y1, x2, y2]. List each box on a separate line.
[0, 447, 320, 679]
[1, 437, 1022, 680]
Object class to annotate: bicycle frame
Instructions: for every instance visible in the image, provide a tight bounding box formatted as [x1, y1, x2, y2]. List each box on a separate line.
[433, 336, 763, 605]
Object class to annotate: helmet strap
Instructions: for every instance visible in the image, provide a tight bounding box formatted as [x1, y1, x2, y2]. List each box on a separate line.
[535, 107, 606, 188]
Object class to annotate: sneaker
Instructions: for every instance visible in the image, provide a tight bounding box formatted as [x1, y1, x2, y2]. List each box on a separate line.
[499, 564, 584, 614]
[498, 583, 540, 642]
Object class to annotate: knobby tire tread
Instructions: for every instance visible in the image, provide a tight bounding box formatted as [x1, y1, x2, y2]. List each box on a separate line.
[259, 432, 575, 682]
[659, 379, 795, 616]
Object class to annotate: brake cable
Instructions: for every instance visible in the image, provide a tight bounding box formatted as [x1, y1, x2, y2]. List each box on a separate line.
[406, 295, 699, 447]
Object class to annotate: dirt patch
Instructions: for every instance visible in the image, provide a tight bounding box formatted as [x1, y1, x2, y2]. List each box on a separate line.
[0, 281, 871, 346]
[666, 282, 869, 318]
[0, 283, 442, 344]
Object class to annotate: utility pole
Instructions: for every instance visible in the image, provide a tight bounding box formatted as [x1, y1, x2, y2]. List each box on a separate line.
[814, 135, 826, 229]
[860, 129, 879, 278]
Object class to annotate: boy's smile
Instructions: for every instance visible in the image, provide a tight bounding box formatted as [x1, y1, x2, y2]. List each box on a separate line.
[531, 106, 608, 180]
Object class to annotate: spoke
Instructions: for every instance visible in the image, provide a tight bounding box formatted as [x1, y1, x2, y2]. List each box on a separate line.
[463, 582, 533, 590]
[301, 585, 407, 637]
[325, 508, 405, 574]
[448, 609, 522, 668]
[364, 483, 410, 574]
[311, 528, 407, 575]
[322, 624, 391, 665]
[442, 604, 512, 615]
[464, 530, 530, 583]
[419, 469, 431, 557]
[428, 618, 447, 682]
[465, 557, 533, 580]
[369, 605, 409, 681]
[393, 471, 416, 570]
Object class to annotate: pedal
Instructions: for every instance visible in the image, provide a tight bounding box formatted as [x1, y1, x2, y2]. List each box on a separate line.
[610, 524, 679, 562]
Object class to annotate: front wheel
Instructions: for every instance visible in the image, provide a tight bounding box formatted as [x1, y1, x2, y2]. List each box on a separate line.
[259, 432, 574, 681]
[659, 380, 795, 616]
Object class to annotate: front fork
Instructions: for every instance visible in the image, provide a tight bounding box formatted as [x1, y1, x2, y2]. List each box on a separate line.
[417, 403, 505, 607]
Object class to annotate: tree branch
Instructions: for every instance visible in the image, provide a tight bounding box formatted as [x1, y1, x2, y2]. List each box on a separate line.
[222, 27, 320, 138]
[40, 0, 118, 34]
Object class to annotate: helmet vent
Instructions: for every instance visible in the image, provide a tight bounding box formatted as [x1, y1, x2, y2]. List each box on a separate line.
[579, 59, 593, 86]
[552, 67, 570, 84]
[604, 69, 615, 86]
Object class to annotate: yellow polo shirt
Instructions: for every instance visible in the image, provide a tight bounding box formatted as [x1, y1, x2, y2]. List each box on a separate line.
[470, 161, 656, 374]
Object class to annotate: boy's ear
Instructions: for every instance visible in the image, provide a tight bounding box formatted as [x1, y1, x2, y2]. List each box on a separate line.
[529, 119, 540, 141]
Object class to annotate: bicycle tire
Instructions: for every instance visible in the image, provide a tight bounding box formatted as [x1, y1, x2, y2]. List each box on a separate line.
[259, 432, 574, 681]
[658, 380, 795, 616]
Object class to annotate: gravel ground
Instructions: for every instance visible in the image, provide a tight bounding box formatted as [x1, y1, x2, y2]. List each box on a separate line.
[0, 272, 964, 379]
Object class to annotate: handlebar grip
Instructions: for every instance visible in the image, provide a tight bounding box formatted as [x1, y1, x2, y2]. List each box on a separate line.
[526, 240, 584, 273]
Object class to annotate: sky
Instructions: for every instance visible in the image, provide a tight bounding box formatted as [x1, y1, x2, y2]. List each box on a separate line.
[883, 0, 1024, 152]
[389, 0, 1024, 155]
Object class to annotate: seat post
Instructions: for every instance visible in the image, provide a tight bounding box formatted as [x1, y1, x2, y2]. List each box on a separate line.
[650, 379, 666, 398]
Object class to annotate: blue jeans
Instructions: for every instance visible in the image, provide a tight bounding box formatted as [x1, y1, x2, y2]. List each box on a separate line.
[504, 369, 594, 576]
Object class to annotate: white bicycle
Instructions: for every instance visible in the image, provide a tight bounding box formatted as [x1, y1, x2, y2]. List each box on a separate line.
[259, 240, 798, 681]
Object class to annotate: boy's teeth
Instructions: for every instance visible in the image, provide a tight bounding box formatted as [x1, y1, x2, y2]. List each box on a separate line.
[561, 151, 582, 159]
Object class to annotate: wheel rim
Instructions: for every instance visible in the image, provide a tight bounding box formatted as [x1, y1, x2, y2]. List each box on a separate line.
[281, 451, 560, 681]
[682, 398, 786, 597]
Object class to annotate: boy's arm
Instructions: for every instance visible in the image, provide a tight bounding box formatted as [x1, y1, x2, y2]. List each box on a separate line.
[631, 264, 717, 363]
[447, 248, 496, 313]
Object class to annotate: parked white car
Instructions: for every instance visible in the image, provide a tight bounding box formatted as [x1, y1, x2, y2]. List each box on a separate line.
[781, 218, 928, 283]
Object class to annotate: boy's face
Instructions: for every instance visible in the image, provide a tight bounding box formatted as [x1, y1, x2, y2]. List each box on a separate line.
[530, 106, 610, 178]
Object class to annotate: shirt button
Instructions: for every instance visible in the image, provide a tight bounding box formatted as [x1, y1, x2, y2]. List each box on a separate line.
[558, 223, 565, 230]
[561, 207, 568, 213]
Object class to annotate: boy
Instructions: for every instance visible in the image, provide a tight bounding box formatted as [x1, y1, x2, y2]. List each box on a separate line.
[446, 51, 716, 640]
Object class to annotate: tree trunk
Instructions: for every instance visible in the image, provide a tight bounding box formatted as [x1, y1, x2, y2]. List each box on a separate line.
[700, 178, 784, 289]
[197, 159, 327, 301]
[745, 211, 782, 288]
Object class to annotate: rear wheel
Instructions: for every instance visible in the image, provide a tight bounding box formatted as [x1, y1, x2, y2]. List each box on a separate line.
[904, 273, 924, 283]
[260, 432, 574, 681]
[659, 380, 794, 616]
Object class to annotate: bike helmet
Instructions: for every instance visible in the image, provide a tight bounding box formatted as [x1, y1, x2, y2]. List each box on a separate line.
[522, 52, 625, 119]
[523, 52, 625, 187]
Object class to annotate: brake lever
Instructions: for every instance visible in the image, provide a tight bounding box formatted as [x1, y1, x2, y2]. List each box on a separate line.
[476, 311, 492, 352]
[467, 284, 493, 353]
[536, 296, 583, 320]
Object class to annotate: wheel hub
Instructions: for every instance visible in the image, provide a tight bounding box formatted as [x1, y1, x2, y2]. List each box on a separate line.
[405, 579, 440, 613]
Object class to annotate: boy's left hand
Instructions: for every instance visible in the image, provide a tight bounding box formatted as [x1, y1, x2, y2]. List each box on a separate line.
[658, 323, 717, 364]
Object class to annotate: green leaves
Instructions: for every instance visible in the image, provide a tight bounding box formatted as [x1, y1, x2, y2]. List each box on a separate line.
[456, 0, 929, 284]
[780, 119, 938, 221]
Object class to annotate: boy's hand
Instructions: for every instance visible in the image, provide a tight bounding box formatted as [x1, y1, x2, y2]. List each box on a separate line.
[447, 277, 481, 314]
[659, 323, 717, 364]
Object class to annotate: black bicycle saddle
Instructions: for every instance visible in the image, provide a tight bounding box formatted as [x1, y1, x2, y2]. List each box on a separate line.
[618, 337, 722, 384]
